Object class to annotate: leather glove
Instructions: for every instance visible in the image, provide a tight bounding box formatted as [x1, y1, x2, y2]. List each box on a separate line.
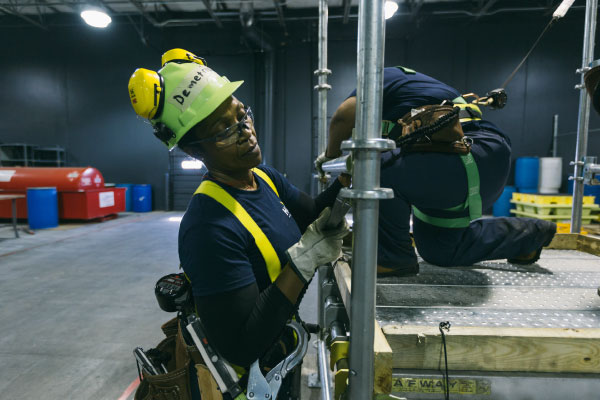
[314, 151, 334, 182]
[286, 207, 349, 284]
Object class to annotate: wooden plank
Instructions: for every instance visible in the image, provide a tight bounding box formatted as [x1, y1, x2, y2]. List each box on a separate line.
[547, 233, 600, 256]
[382, 324, 600, 374]
[547, 233, 579, 250]
[578, 234, 600, 257]
[334, 260, 352, 312]
[333, 261, 393, 394]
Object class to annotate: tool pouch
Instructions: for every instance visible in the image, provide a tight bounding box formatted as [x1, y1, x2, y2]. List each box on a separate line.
[134, 317, 222, 400]
[134, 334, 193, 400]
[394, 104, 471, 155]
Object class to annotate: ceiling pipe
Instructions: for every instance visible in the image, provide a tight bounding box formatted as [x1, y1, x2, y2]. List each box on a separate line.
[272, 0, 287, 32]
[342, 0, 351, 23]
[473, 0, 499, 20]
[201, 0, 222, 27]
[0, 4, 48, 29]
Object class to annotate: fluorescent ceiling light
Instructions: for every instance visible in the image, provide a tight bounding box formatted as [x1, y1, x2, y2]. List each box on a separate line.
[81, 9, 112, 28]
[385, 1, 399, 20]
[181, 160, 205, 170]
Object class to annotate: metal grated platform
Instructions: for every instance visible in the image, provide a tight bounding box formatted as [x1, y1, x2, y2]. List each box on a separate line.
[376, 249, 600, 329]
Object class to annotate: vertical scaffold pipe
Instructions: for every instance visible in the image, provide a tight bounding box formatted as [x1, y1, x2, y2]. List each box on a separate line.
[571, 0, 598, 233]
[339, 0, 395, 398]
[315, 3, 334, 398]
[315, 0, 331, 193]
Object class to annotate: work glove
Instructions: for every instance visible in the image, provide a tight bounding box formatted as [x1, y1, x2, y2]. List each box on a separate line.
[286, 207, 349, 284]
[314, 151, 334, 182]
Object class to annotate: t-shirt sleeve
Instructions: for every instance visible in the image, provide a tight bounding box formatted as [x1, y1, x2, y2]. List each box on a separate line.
[179, 202, 257, 297]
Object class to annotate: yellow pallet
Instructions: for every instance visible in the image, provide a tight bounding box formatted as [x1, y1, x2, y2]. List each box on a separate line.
[555, 222, 588, 234]
[510, 209, 598, 224]
[511, 192, 597, 205]
[510, 200, 599, 216]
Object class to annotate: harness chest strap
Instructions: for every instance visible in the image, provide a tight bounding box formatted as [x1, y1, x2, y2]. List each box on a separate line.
[193, 168, 281, 283]
[412, 153, 482, 229]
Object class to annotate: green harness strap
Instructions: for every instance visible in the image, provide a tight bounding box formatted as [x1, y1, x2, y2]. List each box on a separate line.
[412, 152, 482, 228]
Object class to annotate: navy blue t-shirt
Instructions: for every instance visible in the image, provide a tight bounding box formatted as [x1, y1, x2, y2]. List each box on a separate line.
[178, 165, 303, 297]
[348, 67, 461, 121]
[350, 66, 512, 209]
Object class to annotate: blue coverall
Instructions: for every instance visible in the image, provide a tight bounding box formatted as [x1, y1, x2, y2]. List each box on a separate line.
[370, 67, 556, 269]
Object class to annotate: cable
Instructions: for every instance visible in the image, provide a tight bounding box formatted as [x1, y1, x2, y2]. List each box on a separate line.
[439, 321, 451, 400]
[500, 0, 576, 89]
[501, 18, 556, 89]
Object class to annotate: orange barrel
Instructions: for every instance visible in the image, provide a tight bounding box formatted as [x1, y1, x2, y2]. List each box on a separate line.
[0, 167, 104, 191]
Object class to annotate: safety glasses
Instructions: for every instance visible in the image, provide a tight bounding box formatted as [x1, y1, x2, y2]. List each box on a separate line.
[187, 107, 253, 148]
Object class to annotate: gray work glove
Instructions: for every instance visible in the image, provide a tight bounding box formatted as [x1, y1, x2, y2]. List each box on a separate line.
[286, 207, 349, 284]
[314, 151, 334, 182]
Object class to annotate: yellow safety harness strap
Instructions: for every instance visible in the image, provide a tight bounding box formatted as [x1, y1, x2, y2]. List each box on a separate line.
[452, 96, 483, 123]
[252, 167, 279, 196]
[194, 170, 282, 283]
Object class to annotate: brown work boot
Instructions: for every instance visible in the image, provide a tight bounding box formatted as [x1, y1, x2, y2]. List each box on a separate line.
[377, 263, 419, 277]
[507, 248, 543, 265]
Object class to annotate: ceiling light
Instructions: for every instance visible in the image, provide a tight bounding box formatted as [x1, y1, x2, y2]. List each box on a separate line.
[181, 160, 205, 170]
[81, 9, 112, 28]
[385, 1, 399, 20]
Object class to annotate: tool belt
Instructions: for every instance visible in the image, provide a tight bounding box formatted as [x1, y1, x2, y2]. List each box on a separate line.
[382, 101, 484, 228]
[392, 104, 469, 154]
[135, 317, 222, 400]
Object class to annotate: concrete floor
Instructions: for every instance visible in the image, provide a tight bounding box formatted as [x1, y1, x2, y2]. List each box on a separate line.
[3, 212, 598, 399]
[0, 211, 322, 399]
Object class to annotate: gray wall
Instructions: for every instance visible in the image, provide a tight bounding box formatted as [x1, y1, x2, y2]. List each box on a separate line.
[1, 9, 598, 209]
[313, 13, 599, 190]
[0, 22, 256, 210]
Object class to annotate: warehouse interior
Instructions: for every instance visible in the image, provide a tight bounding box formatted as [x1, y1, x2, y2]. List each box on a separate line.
[1, 0, 599, 399]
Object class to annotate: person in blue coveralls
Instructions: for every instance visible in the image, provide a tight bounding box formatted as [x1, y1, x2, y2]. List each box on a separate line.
[128, 49, 348, 399]
[315, 66, 557, 277]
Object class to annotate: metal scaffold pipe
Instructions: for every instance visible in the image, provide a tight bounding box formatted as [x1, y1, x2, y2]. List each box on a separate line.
[339, 0, 394, 398]
[315, 2, 333, 399]
[571, 0, 598, 233]
[314, 0, 331, 193]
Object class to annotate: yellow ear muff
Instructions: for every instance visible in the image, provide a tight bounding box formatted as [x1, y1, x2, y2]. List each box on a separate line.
[128, 68, 165, 120]
[161, 48, 207, 68]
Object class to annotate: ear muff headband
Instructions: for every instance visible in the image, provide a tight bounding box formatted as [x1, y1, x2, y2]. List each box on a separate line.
[161, 48, 207, 68]
[154, 73, 165, 119]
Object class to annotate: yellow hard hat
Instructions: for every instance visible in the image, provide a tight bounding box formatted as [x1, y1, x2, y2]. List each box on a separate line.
[128, 61, 243, 149]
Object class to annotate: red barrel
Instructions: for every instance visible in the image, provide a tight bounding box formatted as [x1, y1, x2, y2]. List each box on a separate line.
[0, 167, 104, 191]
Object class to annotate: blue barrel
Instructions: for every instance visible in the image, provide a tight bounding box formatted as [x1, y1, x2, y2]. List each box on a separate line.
[115, 183, 133, 211]
[27, 187, 58, 229]
[568, 178, 600, 205]
[518, 187, 538, 194]
[493, 186, 516, 217]
[515, 157, 539, 191]
[587, 185, 600, 205]
[132, 184, 152, 212]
